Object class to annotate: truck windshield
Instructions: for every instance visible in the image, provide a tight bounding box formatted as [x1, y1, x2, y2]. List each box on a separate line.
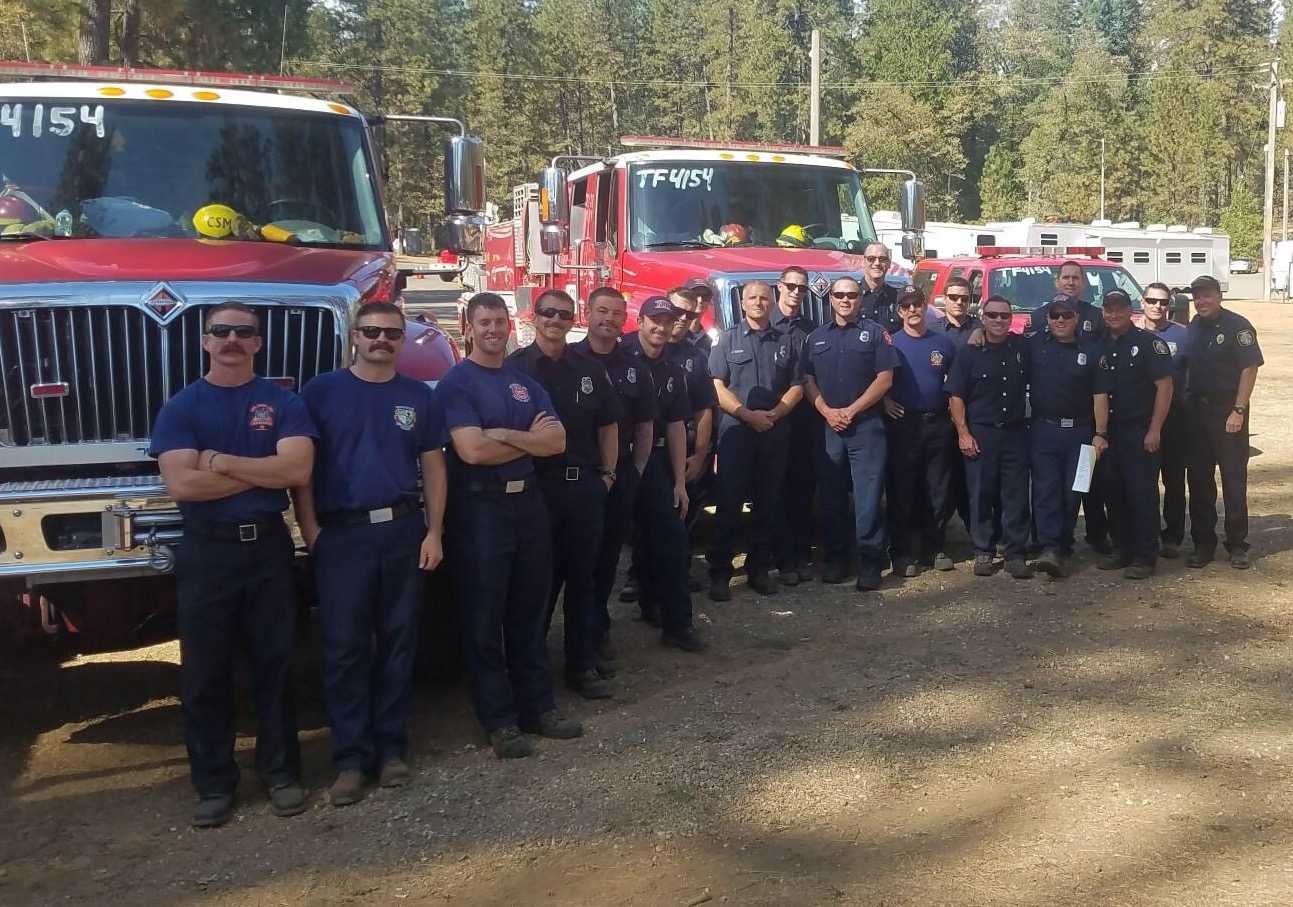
[0, 98, 385, 247]
[988, 264, 1144, 311]
[627, 160, 876, 252]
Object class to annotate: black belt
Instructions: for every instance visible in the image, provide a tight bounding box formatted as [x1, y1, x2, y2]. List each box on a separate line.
[538, 465, 598, 482]
[972, 421, 1025, 430]
[1190, 394, 1236, 407]
[318, 499, 421, 529]
[1038, 417, 1092, 427]
[186, 516, 283, 543]
[900, 409, 947, 420]
[464, 475, 536, 494]
[653, 437, 667, 448]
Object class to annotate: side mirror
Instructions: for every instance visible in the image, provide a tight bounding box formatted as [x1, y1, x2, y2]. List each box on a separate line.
[539, 167, 569, 227]
[539, 223, 565, 256]
[899, 178, 925, 233]
[443, 213, 483, 254]
[901, 233, 925, 262]
[444, 135, 486, 215]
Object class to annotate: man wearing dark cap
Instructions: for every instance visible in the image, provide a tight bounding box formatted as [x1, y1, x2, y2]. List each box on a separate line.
[1025, 294, 1109, 578]
[1094, 290, 1175, 579]
[707, 280, 803, 599]
[1183, 274, 1263, 569]
[772, 266, 818, 584]
[684, 278, 716, 352]
[622, 296, 707, 651]
[884, 285, 958, 576]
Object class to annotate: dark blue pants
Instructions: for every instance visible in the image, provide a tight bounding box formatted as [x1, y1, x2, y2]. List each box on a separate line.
[592, 460, 639, 639]
[449, 487, 556, 733]
[174, 521, 300, 797]
[541, 472, 607, 675]
[885, 411, 956, 562]
[634, 449, 693, 635]
[315, 510, 426, 773]
[1187, 398, 1250, 554]
[708, 422, 790, 576]
[1083, 467, 1109, 544]
[777, 407, 819, 570]
[1102, 420, 1162, 565]
[1160, 404, 1188, 546]
[818, 416, 888, 568]
[964, 424, 1030, 557]
[1030, 420, 1093, 554]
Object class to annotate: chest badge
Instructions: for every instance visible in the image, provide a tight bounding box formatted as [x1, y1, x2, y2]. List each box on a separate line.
[248, 403, 275, 431]
[1167, 341, 1178, 355]
[1077, 352, 1087, 366]
[1238, 330, 1255, 347]
[1216, 333, 1226, 344]
[1083, 320, 1092, 333]
[509, 382, 531, 403]
[1153, 339, 1168, 356]
[580, 375, 594, 395]
[929, 349, 945, 368]
[666, 376, 675, 393]
[1131, 345, 1139, 356]
[626, 367, 637, 384]
[859, 330, 870, 342]
[393, 405, 416, 431]
[684, 357, 694, 372]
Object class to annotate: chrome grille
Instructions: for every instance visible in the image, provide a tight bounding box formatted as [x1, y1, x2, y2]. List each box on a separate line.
[0, 304, 340, 446]
[718, 280, 834, 331]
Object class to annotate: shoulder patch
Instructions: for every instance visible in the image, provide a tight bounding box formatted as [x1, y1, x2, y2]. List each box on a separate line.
[882, 330, 892, 345]
[1238, 329, 1255, 347]
[509, 382, 530, 403]
[1153, 339, 1169, 356]
[1099, 355, 1109, 370]
[859, 329, 870, 343]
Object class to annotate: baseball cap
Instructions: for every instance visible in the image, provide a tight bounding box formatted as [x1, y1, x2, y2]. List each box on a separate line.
[1049, 292, 1077, 313]
[684, 277, 713, 297]
[640, 295, 684, 319]
[1103, 290, 1132, 309]
[898, 284, 926, 306]
[1190, 274, 1221, 294]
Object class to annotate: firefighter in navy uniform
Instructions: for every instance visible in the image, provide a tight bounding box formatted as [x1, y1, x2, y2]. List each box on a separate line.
[571, 288, 656, 672]
[945, 295, 1033, 579]
[668, 287, 719, 527]
[1094, 290, 1175, 579]
[507, 289, 621, 700]
[707, 280, 803, 600]
[772, 266, 817, 584]
[1183, 274, 1263, 569]
[1024, 295, 1109, 579]
[622, 295, 707, 651]
[801, 276, 899, 592]
[293, 302, 448, 807]
[150, 301, 316, 829]
[859, 242, 904, 334]
[928, 276, 982, 532]
[1142, 282, 1190, 558]
[438, 293, 582, 760]
[684, 277, 716, 353]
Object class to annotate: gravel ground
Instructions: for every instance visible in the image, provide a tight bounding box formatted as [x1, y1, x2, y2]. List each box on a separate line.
[2, 302, 1293, 906]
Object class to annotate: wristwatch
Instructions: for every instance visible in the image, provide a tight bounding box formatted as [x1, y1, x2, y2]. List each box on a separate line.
[1094, 430, 1108, 440]
[1233, 404, 1248, 416]
[599, 467, 617, 482]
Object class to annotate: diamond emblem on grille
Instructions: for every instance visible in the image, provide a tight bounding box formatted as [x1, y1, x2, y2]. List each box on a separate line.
[142, 282, 185, 323]
[810, 273, 830, 296]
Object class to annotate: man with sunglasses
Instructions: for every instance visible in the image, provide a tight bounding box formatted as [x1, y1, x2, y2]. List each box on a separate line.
[684, 277, 715, 352]
[883, 285, 958, 577]
[150, 302, 316, 827]
[666, 287, 718, 521]
[507, 290, 621, 700]
[1027, 260, 1105, 343]
[1025, 294, 1109, 578]
[946, 295, 1033, 579]
[1142, 282, 1190, 558]
[1094, 289, 1175, 579]
[292, 302, 448, 805]
[772, 266, 818, 584]
[707, 280, 803, 600]
[858, 242, 904, 334]
[801, 276, 899, 591]
[929, 276, 982, 349]
[438, 292, 582, 759]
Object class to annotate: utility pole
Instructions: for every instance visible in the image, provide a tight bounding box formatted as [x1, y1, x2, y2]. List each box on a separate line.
[1284, 148, 1290, 242]
[1263, 60, 1279, 301]
[279, 2, 289, 74]
[809, 29, 821, 146]
[1099, 138, 1106, 221]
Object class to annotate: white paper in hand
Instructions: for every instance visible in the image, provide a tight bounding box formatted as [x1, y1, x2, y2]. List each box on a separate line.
[1072, 443, 1096, 493]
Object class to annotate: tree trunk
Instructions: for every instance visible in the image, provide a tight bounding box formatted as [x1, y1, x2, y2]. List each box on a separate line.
[121, 0, 141, 67]
[77, 0, 111, 65]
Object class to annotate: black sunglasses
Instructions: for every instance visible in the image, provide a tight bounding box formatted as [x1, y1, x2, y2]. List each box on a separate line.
[945, 293, 970, 302]
[355, 325, 406, 340]
[982, 311, 1012, 320]
[206, 324, 258, 339]
[864, 255, 890, 264]
[831, 291, 860, 300]
[535, 307, 575, 321]
[898, 301, 924, 310]
[781, 282, 808, 292]
[1048, 310, 1076, 321]
[1144, 296, 1171, 305]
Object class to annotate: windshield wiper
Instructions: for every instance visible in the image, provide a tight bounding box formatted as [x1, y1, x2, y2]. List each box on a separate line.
[0, 231, 53, 242]
[641, 240, 712, 250]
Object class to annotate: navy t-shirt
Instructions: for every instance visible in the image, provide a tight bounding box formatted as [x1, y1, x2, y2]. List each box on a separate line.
[1148, 321, 1189, 395]
[889, 329, 956, 413]
[148, 377, 317, 524]
[302, 368, 447, 514]
[436, 358, 559, 484]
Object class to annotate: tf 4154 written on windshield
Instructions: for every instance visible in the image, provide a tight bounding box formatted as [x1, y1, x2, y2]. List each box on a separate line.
[1, 104, 106, 139]
[636, 167, 715, 191]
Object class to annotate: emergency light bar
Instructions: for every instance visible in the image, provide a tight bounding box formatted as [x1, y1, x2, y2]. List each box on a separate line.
[620, 135, 849, 158]
[0, 61, 353, 95]
[976, 245, 1105, 258]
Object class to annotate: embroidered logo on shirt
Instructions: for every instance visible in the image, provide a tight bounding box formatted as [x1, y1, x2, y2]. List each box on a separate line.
[859, 330, 870, 342]
[929, 350, 945, 368]
[1238, 330, 1255, 347]
[1077, 352, 1088, 366]
[393, 405, 416, 431]
[248, 403, 275, 431]
[1153, 339, 1169, 356]
[626, 367, 637, 384]
[509, 382, 531, 403]
[580, 375, 594, 395]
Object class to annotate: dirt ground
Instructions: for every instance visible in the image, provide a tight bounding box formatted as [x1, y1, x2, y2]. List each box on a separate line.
[3, 302, 1293, 906]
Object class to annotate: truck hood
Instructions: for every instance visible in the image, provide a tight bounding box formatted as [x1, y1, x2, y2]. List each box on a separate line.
[625, 246, 869, 284]
[0, 238, 386, 285]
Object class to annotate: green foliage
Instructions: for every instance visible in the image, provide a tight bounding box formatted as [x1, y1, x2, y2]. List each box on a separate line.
[1220, 181, 1262, 261]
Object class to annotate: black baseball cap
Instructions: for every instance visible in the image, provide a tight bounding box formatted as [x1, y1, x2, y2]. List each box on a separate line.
[898, 284, 926, 306]
[1103, 290, 1132, 309]
[1049, 292, 1078, 312]
[1190, 275, 1222, 294]
[640, 295, 684, 319]
[684, 277, 714, 297]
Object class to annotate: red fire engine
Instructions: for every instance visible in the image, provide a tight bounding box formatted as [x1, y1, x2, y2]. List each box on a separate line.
[0, 62, 485, 650]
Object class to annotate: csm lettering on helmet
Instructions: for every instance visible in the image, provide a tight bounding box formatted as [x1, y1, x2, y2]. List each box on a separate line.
[193, 203, 239, 239]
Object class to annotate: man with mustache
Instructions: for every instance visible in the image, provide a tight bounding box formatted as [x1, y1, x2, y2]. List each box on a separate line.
[150, 301, 316, 828]
[292, 302, 449, 805]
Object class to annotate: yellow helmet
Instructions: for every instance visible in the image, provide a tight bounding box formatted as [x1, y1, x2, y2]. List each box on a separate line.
[776, 224, 808, 248]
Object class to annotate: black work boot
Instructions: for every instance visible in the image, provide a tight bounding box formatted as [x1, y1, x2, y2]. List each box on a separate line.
[1005, 558, 1034, 579]
[821, 561, 849, 584]
[973, 554, 994, 576]
[1186, 548, 1214, 568]
[269, 782, 308, 816]
[708, 575, 731, 602]
[660, 626, 707, 652]
[1034, 549, 1066, 578]
[1098, 553, 1132, 571]
[489, 725, 534, 759]
[567, 668, 612, 700]
[192, 793, 234, 828]
[747, 569, 779, 596]
[521, 710, 583, 739]
[329, 770, 366, 807]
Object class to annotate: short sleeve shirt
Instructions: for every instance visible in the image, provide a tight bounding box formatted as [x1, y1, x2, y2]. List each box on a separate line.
[944, 335, 1029, 426]
[437, 359, 560, 484]
[1094, 327, 1175, 424]
[621, 335, 691, 442]
[1148, 321, 1189, 396]
[302, 369, 445, 514]
[148, 377, 317, 524]
[570, 338, 657, 463]
[889, 330, 956, 413]
[800, 317, 900, 420]
[928, 314, 983, 351]
[1185, 309, 1264, 398]
[1024, 333, 1102, 422]
[860, 281, 903, 334]
[709, 321, 801, 433]
[507, 343, 621, 473]
[663, 337, 719, 415]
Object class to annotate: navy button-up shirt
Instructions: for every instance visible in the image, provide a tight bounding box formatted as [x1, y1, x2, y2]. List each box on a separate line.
[710, 320, 801, 434]
[1184, 308, 1264, 399]
[800, 317, 900, 421]
[944, 334, 1029, 426]
[507, 343, 621, 473]
[1095, 327, 1175, 424]
[1025, 332, 1102, 421]
[928, 314, 983, 351]
[570, 338, 657, 464]
[621, 335, 692, 444]
[860, 280, 903, 334]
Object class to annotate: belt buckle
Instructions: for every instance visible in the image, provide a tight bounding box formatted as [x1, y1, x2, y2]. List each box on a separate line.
[504, 479, 526, 494]
[565, 466, 580, 481]
[369, 506, 394, 524]
[1060, 418, 1075, 428]
[238, 523, 258, 542]
[654, 438, 666, 448]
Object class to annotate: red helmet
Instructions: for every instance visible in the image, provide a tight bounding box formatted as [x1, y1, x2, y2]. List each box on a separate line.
[0, 195, 38, 226]
[720, 223, 749, 244]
